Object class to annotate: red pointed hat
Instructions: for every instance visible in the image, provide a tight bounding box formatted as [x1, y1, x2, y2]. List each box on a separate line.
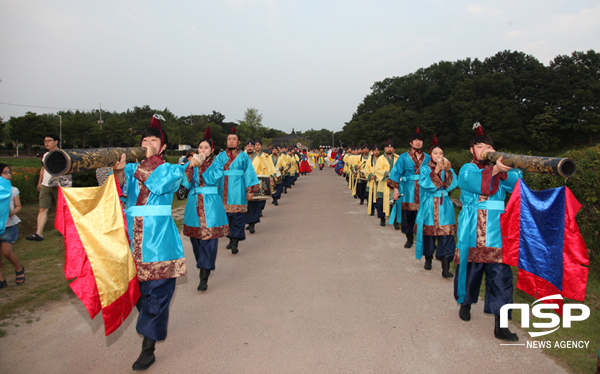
[410, 127, 424, 141]
[430, 135, 440, 154]
[473, 121, 484, 137]
[203, 126, 214, 149]
[150, 114, 165, 145]
[230, 126, 236, 134]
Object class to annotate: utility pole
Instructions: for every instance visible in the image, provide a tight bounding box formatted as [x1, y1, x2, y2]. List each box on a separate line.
[98, 103, 104, 129]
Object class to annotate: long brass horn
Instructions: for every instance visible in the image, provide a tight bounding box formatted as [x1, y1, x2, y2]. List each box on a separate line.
[44, 147, 147, 176]
[481, 151, 577, 178]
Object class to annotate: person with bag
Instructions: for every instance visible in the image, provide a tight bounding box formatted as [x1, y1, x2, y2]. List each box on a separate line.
[26, 133, 72, 241]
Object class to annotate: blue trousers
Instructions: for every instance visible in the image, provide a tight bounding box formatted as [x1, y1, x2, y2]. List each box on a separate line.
[283, 176, 292, 188]
[454, 262, 514, 318]
[136, 278, 176, 341]
[227, 212, 246, 241]
[190, 237, 218, 270]
[247, 200, 265, 224]
[375, 198, 389, 219]
[422, 235, 455, 260]
[401, 209, 417, 234]
[272, 183, 283, 199]
[356, 181, 367, 201]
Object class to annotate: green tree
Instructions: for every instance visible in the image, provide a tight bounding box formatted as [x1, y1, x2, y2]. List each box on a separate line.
[237, 108, 264, 139]
[528, 107, 560, 151]
[9, 112, 54, 155]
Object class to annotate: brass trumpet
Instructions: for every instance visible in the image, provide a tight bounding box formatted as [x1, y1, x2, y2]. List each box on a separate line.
[44, 147, 147, 176]
[481, 151, 577, 178]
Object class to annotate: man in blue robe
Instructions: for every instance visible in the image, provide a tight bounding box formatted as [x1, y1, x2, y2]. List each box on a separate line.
[214, 128, 260, 254]
[453, 123, 522, 341]
[389, 128, 431, 243]
[113, 114, 186, 370]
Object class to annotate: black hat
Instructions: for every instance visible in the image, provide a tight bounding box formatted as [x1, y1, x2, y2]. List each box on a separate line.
[385, 137, 394, 147]
[372, 143, 379, 150]
[362, 142, 369, 149]
[254, 137, 262, 145]
[246, 138, 253, 145]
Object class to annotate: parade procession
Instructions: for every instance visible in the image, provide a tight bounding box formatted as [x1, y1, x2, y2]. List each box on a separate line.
[0, 109, 593, 373]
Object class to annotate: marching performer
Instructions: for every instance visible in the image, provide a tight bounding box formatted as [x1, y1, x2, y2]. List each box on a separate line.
[214, 127, 260, 255]
[454, 122, 522, 341]
[113, 115, 186, 370]
[270, 145, 286, 206]
[414, 136, 457, 278]
[389, 127, 431, 244]
[376, 138, 400, 226]
[365, 144, 380, 216]
[182, 127, 229, 291]
[246, 138, 277, 234]
[355, 143, 370, 205]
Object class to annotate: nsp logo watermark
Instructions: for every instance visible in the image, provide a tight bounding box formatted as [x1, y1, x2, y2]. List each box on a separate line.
[500, 294, 590, 338]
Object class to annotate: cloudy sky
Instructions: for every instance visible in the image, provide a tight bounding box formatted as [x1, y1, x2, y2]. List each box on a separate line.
[1, 0, 598, 133]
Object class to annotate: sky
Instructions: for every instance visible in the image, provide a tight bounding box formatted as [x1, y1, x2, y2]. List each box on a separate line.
[1, 0, 599, 133]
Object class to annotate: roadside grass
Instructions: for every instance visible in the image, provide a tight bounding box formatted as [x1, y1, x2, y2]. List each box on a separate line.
[0, 157, 43, 168]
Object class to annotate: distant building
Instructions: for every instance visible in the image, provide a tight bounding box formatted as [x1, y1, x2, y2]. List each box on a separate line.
[272, 128, 304, 147]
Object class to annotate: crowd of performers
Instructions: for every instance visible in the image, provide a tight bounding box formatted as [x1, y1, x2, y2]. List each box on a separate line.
[335, 124, 522, 344]
[111, 117, 318, 370]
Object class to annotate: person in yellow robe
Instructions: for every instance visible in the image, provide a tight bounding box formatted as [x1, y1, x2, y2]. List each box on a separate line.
[246, 138, 277, 233]
[365, 144, 381, 216]
[355, 143, 370, 205]
[270, 145, 286, 206]
[374, 138, 400, 227]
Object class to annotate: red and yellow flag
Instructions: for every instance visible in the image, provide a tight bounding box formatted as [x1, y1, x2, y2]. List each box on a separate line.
[55, 175, 140, 335]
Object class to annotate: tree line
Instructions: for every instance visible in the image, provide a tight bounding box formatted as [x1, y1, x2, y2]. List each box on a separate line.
[338, 49, 600, 152]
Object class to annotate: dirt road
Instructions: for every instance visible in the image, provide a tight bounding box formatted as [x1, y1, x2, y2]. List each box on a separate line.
[0, 169, 567, 373]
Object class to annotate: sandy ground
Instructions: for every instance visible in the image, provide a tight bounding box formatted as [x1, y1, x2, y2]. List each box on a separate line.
[0, 169, 568, 373]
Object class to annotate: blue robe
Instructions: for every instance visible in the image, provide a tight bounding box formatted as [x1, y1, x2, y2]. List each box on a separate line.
[123, 156, 186, 282]
[389, 150, 431, 211]
[415, 162, 458, 259]
[182, 157, 230, 240]
[0, 178, 12, 235]
[455, 162, 522, 303]
[215, 149, 260, 213]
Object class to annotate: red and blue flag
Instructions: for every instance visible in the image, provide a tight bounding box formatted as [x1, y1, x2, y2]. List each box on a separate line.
[501, 179, 589, 313]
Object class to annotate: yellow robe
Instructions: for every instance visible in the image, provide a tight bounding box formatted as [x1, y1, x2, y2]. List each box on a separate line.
[365, 154, 380, 214]
[374, 153, 400, 217]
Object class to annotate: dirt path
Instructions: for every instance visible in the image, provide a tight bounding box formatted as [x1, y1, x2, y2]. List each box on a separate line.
[0, 169, 567, 373]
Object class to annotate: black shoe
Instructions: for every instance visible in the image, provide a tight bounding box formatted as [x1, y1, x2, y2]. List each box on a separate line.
[249, 223, 255, 234]
[424, 256, 433, 270]
[273, 199, 279, 206]
[370, 211, 374, 216]
[404, 240, 413, 248]
[380, 217, 386, 226]
[231, 238, 239, 254]
[393, 222, 400, 230]
[226, 239, 232, 250]
[260, 212, 263, 217]
[459, 304, 471, 322]
[441, 257, 454, 278]
[494, 315, 519, 341]
[359, 200, 364, 205]
[284, 187, 287, 194]
[246, 225, 250, 231]
[132, 337, 156, 371]
[353, 195, 358, 199]
[197, 268, 211, 291]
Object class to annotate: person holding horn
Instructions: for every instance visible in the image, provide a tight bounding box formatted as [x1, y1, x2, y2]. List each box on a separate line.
[454, 122, 522, 341]
[182, 127, 230, 292]
[389, 127, 431, 244]
[112, 114, 187, 370]
[414, 136, 457, 278]
[214, 127, 260, 255]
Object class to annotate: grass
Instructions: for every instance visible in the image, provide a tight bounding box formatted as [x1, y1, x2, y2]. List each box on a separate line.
[0, 157, 44, 168]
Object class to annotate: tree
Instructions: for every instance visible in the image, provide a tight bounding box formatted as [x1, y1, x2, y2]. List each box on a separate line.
[9, 112, 54, 155]
[528, 107, 560, 151]
[237, 108, 264, 139]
